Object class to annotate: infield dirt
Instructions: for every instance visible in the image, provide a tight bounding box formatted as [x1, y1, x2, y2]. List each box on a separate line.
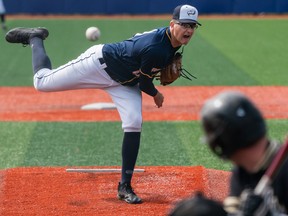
[0, 166, 230, 216]
[1, 86, 288, 121]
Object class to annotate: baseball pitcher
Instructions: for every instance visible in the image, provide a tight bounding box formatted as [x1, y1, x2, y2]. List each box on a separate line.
[6, 4, 201, 204]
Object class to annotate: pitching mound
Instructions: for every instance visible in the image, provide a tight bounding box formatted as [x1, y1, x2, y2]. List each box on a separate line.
[0, 166, 230, 215]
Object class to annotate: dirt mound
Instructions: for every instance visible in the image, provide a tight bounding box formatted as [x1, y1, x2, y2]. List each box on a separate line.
[0, 166, 230, 216]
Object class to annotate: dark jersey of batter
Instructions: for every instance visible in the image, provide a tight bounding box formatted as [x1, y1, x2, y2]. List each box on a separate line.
[229, 146, 288, 213]
[102, 27, 181, 96]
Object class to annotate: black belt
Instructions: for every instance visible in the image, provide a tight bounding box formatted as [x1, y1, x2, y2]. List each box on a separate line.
[99, 57, 105, 65]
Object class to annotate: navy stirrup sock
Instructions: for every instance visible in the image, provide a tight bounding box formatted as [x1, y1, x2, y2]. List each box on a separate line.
[30, 37, 52, 73]
[121, 132, 141, 184]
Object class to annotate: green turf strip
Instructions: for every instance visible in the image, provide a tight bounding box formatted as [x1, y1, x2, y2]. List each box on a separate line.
[0, 120, 287, 171]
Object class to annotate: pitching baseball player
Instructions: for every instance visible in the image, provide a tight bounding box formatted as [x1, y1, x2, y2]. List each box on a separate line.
[200, 91, 288, 215]
[5, 4, 201, 204]
[0, 0, 6, 30]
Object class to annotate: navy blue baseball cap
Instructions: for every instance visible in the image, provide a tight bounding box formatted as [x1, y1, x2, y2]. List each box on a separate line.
[173, 5, 202, 26]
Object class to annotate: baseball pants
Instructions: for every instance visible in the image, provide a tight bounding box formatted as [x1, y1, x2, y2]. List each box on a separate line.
[33, 44, 142, 132]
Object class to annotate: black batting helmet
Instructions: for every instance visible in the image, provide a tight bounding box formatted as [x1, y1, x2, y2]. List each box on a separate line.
[168, 192, 227, 216]
[200, 91, 266, 159]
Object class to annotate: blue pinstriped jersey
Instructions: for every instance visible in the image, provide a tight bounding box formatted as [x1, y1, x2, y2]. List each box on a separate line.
[102, 27, 180, 95]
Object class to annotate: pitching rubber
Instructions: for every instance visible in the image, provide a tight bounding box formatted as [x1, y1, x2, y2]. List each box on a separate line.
[66, 168, 145, 173]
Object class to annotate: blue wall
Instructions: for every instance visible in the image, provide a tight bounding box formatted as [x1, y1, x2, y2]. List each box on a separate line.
[4, 0, 288, 15]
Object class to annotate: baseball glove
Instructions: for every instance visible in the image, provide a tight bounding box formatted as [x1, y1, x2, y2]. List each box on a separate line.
[156, 52, 197, 86]
[158, 52, 182, 86]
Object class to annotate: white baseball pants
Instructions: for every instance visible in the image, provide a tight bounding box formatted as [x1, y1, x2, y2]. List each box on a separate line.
[33, 44, 142, 132]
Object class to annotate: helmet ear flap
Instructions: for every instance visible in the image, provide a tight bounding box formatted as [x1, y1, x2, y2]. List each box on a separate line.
[202, 116, 228, 158]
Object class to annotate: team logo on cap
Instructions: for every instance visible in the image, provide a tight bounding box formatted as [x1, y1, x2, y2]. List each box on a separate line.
[187, 9, 196, 16]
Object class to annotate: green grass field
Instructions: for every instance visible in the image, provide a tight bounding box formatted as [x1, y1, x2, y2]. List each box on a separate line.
[0, 17, 288, 171]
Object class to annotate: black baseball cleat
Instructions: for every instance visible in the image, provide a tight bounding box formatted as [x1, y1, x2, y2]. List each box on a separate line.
[117, 182, 142, 204]
[5, 27, 49, 45]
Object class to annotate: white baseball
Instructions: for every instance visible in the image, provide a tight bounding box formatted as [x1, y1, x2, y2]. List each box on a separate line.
[85, 26, 101, 41]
